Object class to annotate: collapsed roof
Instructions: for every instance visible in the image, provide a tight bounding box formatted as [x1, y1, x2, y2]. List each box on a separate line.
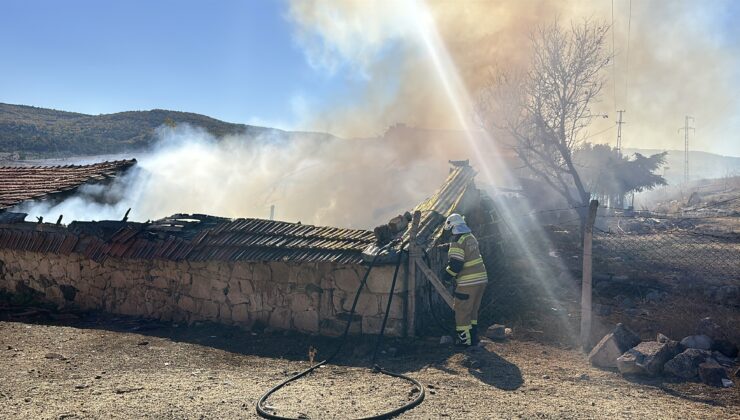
[0, 160, 482, 265]
[0, 159, 137, 210]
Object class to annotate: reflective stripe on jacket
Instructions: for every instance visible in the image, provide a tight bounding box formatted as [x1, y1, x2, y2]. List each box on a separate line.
[446, 233, 488, 286]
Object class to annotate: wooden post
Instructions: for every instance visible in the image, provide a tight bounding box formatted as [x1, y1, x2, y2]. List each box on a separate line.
[406, 211, 421, 337]
[580, 199, 599, 351]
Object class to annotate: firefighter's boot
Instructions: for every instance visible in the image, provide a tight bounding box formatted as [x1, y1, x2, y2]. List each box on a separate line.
[471, 322, 479, 346]
[455, 326, 472, 347]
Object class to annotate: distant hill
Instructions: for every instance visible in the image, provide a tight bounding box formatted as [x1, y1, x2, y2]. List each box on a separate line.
[0, 103, 306, 157]
[2, 103, 738, 185]
[623, 148, 740, 185]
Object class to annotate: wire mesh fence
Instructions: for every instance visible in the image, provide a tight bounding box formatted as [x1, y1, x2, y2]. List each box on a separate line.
[593, 228, 740, 282]
[416, 201, 739, 336]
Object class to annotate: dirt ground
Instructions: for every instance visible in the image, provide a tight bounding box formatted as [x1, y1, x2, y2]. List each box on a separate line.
[0, 311, 738, 420]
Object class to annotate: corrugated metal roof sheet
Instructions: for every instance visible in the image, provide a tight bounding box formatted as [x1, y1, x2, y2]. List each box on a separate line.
[188, 217, 375, 264]
[0, 214, 375, 264]
[403, 164, 477, 248]
[0, 160, 137, 210]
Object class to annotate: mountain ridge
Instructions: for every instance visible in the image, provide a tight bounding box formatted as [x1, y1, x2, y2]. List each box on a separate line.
[1, 103, 738, 184]
[0, 102, 338, 157]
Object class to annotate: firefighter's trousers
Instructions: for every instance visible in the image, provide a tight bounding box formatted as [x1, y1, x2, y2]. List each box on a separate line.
[453, 282, 487, 329]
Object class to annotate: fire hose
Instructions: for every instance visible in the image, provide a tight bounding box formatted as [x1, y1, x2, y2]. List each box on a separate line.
[256, 240, 425, 420]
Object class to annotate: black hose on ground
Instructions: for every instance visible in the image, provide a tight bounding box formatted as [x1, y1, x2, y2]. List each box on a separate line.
[256, 240, 425, 420]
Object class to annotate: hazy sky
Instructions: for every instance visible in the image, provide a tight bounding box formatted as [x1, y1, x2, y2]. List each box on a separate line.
[1, 0, 739, 156]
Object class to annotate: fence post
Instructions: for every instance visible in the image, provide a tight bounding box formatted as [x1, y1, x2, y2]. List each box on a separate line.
[580, 199, 599, 351]
[406, 211, 421, 337]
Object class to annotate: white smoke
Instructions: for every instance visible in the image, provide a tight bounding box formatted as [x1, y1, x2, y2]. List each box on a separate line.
[15, 125, 461, 228]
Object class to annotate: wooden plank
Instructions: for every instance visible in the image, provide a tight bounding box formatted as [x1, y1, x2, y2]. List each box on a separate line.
[415, 259, 454, 309]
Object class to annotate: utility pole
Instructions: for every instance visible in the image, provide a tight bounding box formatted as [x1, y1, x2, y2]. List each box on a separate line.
[615, 110, 626, 208]
[615, 110, 626, 156]
[678, 116, 695, 184]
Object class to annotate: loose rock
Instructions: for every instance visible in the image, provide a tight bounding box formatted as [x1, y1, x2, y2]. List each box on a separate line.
[485, 324, 506, 341]
[439, 336, 453, 345]
[613, 324, 641, 350]
[711, 339, 738, 358]
[698, 362, 729, 387]
[589, 324, 642, 369]
[617, 340, 680, 376]
[680, 335, 713, 351]
[44, 353, 67, 361]
[588, 334, 623, 368]
[664, 349, 711, 380]
[711, 351, 735, 367]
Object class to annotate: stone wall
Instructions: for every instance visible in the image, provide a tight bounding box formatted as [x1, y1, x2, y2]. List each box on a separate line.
[0, 250, 407, 336]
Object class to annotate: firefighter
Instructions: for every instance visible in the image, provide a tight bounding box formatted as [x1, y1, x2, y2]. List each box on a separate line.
[442, 213, 488, 347]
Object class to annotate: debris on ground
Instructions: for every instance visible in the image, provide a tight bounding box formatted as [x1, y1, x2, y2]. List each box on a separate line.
[485, 324, 506, 340]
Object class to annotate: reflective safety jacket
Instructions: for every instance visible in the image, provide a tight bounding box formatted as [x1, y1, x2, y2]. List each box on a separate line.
[445, 233, 488, 286]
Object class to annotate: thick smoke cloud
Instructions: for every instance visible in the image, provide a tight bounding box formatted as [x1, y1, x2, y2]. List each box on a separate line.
[289, 0, 740, 156]
[15, 1, 739, 227]
[17, 125, 469, 228]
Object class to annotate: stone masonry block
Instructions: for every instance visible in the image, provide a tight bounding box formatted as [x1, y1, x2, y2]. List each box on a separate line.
[379, 294, 404, 319]
[366, 266, 406, 294]
[178, 295, 198, 313]
[201, 300, 220, 320]
[333, 268, 360, 292]
[293, 310, 319, 333]
[110, 271, 128, 288]
[231, 263, 252, 281]
[290, 293, 314, 313]
[189, 278, 212, 300]
[270, 262, 290, 283]
[269, 307, 292, 330]
[232, 304, 249, 324]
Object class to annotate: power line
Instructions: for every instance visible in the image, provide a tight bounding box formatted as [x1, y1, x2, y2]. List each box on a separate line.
[624, 0, 632, 108]
[611, 0, 617, 111]
[584, 124, 616, 141]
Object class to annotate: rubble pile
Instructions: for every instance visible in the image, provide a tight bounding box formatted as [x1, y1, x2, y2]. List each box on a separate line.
[589, 318, 738, 388]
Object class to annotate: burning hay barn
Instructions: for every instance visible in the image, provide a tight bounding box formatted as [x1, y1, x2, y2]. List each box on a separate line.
[0, 160, 498, 337]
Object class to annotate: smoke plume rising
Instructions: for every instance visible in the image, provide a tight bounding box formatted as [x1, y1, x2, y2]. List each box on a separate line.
[17, 125, 478, 228]
[289, 0, 740, 156]
[15, 1, 740, 228]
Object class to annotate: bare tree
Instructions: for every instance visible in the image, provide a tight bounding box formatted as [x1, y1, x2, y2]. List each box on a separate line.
[477, 20, 611, 227]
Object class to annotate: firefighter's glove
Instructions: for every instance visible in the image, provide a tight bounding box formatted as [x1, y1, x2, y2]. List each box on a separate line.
[442, 270, 452, 283]
[442, 271, 456, 289]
